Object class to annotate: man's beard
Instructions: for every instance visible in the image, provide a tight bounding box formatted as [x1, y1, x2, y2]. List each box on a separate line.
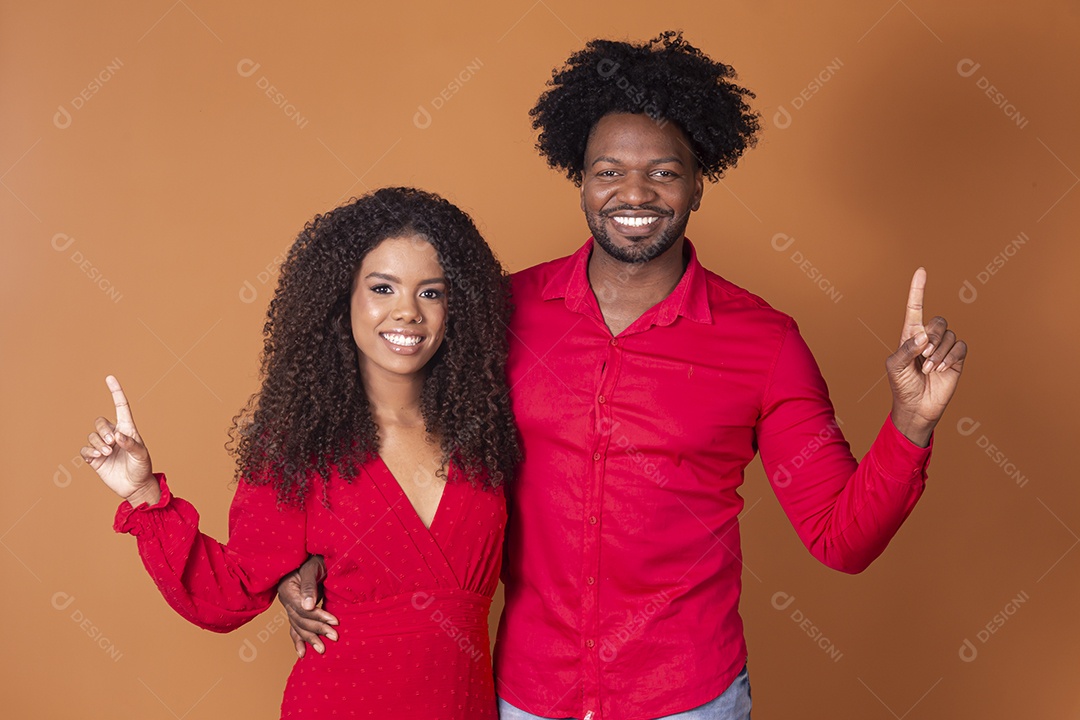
[586, 206, 691, 264]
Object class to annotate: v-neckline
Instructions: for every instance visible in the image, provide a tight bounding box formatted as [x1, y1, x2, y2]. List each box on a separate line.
[374, 454, 449, 533]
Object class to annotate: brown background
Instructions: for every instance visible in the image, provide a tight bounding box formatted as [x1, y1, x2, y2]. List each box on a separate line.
[3, 1, 1078, 717]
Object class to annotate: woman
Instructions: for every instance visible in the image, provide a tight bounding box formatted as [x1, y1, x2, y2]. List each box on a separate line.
[81, 187, 520, 718]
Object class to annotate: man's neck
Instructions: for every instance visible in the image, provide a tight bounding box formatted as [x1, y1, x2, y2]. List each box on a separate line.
[587, 237, 689, 336]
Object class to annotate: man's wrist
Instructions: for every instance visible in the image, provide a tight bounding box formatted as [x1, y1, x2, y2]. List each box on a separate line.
[890, 409, 935, 448]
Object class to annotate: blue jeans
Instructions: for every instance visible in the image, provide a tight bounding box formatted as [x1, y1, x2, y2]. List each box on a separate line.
[497, 665, 752, 719]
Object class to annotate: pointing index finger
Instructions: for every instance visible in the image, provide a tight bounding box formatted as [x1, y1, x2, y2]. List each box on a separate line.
[105, 375, 136, 431]
[902, 267, 927, 343]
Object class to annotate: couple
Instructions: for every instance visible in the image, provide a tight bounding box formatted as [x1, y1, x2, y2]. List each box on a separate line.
[82, 32, 966, 720]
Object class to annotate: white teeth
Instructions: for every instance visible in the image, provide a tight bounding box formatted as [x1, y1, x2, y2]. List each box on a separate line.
[612, 216, 659, 227]
[381, 333, 422, 347]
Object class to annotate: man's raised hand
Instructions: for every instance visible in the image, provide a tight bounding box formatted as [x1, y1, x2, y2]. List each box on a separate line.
[80, 375, 161, 506]
[885, 268, 968, 447]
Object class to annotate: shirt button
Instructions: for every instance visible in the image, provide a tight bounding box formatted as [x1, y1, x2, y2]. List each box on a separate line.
[610, 338, 618, 346]
[593, 452, 601, 461]
[587, 576, 595, 585]
[586, 639, 595, 648]
[588, 515, 597, 525]
[598, 395, 606, 404]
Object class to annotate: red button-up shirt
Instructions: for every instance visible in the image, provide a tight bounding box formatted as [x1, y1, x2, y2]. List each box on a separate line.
[494, 239, 932, 719]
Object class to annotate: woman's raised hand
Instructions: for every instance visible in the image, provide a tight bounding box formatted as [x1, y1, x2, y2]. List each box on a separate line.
[80, 375, 160, 506]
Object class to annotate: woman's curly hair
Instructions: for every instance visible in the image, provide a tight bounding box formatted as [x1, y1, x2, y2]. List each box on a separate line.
[228, 187, 520, 504]
[530, 30, 761, 184]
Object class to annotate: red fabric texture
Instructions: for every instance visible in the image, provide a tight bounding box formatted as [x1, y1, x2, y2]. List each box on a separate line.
[494, 239, 933, 719]
[116, 459, 505, 719]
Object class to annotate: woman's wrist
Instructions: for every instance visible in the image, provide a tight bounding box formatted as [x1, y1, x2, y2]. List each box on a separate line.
[125, 477, 162, 508]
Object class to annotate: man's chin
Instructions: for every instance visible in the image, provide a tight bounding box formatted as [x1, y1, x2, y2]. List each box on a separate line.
[593, 233, 677, 265]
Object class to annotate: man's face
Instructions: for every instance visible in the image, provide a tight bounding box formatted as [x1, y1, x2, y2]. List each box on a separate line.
[580, 112, 704, 264]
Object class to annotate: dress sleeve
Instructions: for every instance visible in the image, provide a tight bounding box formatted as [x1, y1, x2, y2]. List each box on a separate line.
[114, 472, 308, 632]
[756, 319, 932, 574]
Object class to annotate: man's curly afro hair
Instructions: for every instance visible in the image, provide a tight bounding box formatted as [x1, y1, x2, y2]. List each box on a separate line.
[530, 30, 760, 185]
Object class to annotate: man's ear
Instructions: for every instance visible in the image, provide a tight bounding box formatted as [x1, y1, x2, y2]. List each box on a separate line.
[691, 168, 704, 212]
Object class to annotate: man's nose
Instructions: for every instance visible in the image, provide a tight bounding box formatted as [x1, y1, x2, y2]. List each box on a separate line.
[615, 171, 657, 206]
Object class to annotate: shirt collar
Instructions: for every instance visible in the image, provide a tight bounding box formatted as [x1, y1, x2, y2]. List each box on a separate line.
[540, 237, 713, 327]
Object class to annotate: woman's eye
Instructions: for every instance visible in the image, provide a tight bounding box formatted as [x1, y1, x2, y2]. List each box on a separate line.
[370, 284, 392, 294]
[420, 289, 444, 300]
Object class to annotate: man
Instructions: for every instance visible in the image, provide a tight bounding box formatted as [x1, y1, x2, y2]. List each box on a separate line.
[281, 31, 966, 719]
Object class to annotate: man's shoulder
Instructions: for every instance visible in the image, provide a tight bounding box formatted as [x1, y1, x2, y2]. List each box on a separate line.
[510, 254, 572, 283]
[699, 266, 795, 329]
[509, 252, 575, 298]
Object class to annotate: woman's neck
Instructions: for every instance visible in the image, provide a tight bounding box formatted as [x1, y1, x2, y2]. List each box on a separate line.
[361, 370, 426, 429]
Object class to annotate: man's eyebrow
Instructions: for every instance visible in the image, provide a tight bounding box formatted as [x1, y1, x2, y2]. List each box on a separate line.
[589, 155, 686, 166]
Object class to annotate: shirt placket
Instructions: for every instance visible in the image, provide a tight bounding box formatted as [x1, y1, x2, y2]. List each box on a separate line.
[581, 335, 623, 719]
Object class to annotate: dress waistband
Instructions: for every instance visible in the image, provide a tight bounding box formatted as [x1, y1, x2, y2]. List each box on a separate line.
[324, 588, 492, 637]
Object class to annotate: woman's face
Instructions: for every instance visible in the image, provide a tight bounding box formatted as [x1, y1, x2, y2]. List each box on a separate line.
[350, 234, 448, 383]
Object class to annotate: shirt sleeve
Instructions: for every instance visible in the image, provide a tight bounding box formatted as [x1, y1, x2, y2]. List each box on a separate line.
[756, 319, 932, 574]
[113, 472, 309, 632]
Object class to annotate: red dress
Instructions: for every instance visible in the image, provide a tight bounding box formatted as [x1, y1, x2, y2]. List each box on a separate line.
[114, 458, 505, 719]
